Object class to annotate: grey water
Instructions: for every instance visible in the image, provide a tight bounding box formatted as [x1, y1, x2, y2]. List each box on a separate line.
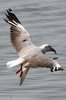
[0, 0, 66, 100]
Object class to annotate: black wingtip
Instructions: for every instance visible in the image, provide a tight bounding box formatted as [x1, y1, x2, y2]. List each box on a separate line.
[4, 18, 8, 23]
[50, 67, 64, 72]
[8, 8, 13, 12]
[6, 8, 13, 15]
[53, 57, 58, 60]
[59, 67, 64, 71]
[5, 8, 21, 24]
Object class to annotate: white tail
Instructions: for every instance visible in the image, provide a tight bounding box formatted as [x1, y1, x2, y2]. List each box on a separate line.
[6, 57, 24, 69]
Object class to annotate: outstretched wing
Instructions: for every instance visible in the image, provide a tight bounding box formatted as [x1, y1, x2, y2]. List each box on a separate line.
[28, 53, 64, 72]
[4, 9, 35, 56]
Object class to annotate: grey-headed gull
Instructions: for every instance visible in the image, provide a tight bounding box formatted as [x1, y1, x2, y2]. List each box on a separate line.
[4, 9, 64, 85]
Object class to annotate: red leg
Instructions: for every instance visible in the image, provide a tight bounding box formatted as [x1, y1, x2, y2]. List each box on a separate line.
[16, 64, 23, 78]
[16, 66, 22, 74]
[20, 70, 22, 78]
[20, 64, 23, 78]
[16, 68, 21, 74]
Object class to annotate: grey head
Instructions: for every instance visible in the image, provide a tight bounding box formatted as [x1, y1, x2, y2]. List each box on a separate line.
[40, 44, 57, 54]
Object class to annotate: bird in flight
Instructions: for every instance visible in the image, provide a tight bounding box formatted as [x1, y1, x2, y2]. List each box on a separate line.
[4, 9, 64, 85]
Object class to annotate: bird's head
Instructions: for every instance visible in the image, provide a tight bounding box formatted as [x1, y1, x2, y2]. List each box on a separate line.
[40, 44, 57, 54]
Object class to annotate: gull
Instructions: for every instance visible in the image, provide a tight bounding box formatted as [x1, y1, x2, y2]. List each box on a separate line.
[4, 9, 64, 85]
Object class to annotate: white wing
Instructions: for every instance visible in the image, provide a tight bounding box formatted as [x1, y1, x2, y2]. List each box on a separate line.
[4, 9, 35, 56]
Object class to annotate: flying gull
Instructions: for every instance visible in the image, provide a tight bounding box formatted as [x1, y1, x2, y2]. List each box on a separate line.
[4, 9, 64, 85]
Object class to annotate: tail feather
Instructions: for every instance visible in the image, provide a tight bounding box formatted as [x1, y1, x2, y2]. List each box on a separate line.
[6, 57, 24, 69]
[20, 66, 30, 86]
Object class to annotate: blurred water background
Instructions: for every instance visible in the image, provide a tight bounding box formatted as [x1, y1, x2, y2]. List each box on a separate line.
[0, 0, 66, 100]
